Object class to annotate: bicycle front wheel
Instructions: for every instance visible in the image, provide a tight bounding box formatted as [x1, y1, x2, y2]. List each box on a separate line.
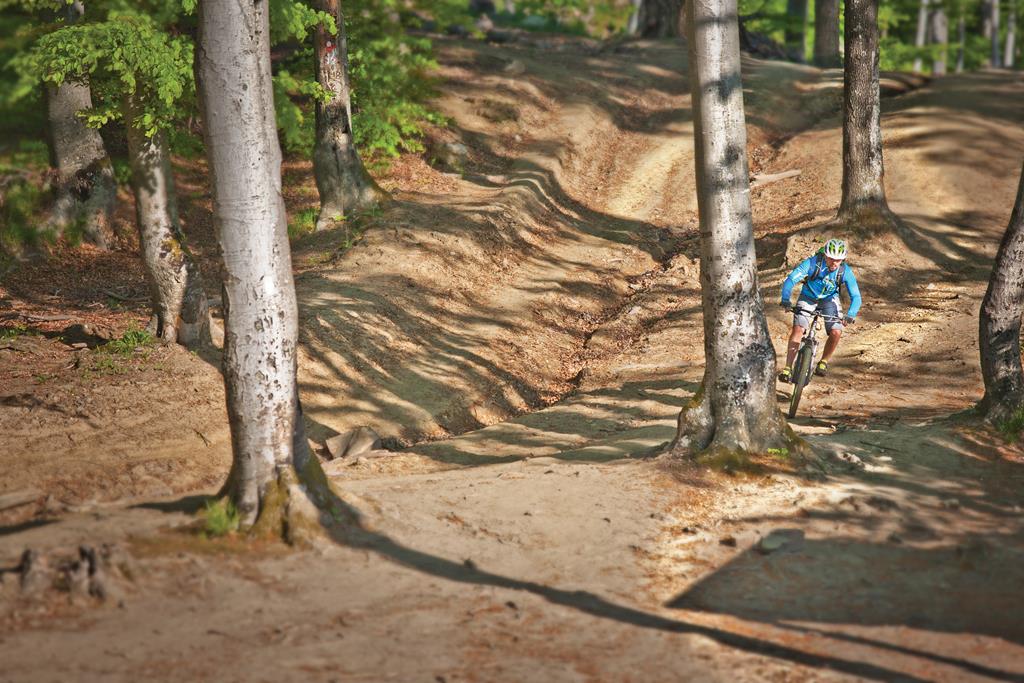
[788, 345, 813, 418]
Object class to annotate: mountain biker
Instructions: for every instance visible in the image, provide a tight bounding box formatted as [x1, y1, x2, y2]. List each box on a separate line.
[777, 238, 862, 383]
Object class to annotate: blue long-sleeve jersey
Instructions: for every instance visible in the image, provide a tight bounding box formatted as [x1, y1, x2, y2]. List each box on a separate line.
[781, 255, 862, 318]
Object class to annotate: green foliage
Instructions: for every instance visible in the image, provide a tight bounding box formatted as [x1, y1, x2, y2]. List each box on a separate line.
[346, 8, 445, 159]
[101, 324, 154, 354]
[202, 498, 241, 537]
[0, 323, 29, 340]
[268, 1, 447, 161]
[0, 141, 49, 253]
[273, 65, 326, 154]
[504, 0, 632, 35]
[287, 206, 318, 239]
[270, 0, 334, 43]
[18, 12, 193, 136]
[998, 406, 1024, 442]
[111, 157, 132, 185]
[166, 122, 205, 159]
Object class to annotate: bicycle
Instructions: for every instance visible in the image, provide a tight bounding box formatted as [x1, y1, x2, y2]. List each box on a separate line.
[785, 308, 844, 419]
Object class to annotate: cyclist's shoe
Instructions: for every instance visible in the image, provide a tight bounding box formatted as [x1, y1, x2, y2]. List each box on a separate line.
[815, 360, 828, 377]
[778, 366, 793, 383]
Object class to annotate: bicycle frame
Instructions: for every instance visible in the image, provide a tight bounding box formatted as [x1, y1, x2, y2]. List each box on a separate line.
[787, 308, 844, 418]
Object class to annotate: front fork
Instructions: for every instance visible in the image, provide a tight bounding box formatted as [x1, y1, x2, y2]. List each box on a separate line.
[803, 338, 819, 385]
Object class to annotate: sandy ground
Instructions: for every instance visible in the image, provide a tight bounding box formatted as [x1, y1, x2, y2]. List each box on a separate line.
[2, 36, 1024, 682]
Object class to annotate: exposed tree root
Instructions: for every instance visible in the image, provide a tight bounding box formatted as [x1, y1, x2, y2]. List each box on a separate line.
[14, 544, 136, 603]
[669, 381, 813, 471]
[834, 202, 910, 236]
[220, 416, 361, 547]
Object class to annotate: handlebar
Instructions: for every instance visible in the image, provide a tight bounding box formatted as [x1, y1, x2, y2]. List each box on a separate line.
[787, 306, 846, 323]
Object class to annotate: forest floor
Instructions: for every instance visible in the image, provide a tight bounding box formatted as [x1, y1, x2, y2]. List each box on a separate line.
[2, 35, 1024, 682]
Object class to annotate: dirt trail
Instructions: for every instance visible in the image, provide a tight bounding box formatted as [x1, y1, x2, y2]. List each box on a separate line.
[3, 39, 1024, 682]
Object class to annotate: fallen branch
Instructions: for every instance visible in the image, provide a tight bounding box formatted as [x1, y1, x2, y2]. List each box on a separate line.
[0, 312, 74, 323]
[102, 289, 148, 302]
[750, 169, 802, 188]
[858, 439, 900, 454]
[0, 489, 41, 511]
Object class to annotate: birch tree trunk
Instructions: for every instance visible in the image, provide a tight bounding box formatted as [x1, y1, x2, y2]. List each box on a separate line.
[838, 0, 894, 226]
[992, 0, 1003, 66]
[672, 0, 792, 462]
[931, 7, 949, 75]
[913, 0, 930, 72]
[956, 12, 966, 72]
[312, 0, 385, 232]
[196, 0, 333, 538]
[45, 0, 116, 248]
[628, 0, 643, 34]
[813, 0, 841, 66]
[979, 163, 1024, 422]
[1006, 0, 1017, 67]
[786, 0, 808, 61]
[123, 94, 209, 348]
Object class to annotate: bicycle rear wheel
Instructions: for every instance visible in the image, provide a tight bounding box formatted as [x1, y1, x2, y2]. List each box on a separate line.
[788, 345, 813, 418]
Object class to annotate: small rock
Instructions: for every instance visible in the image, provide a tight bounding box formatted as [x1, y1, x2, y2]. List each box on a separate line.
[956, 539, 990, 565]
[428, 140, 470, 172]
[835, 451, 865, 469]
[887, 532, 903, 544]
[503, 59, 526, 75]
[756, 529, 803, 554]
[940, 498, 961, 510]
[18, 549, 51, 596]
[59, 323, 115, 348]
[756, 535, 787, 554]
[325, 426, 383, 461]
[474, 13, 494, 32]
[865, 496, 899, 512]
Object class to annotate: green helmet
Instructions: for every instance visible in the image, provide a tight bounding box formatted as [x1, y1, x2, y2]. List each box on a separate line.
[823, 238, 848, 260]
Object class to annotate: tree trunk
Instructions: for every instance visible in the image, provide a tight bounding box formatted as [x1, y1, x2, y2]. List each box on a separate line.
[956, 12, 966, 72]
[123, 94, 209, 348]
[813, 0, 841, 67]
[45, 0, 116, 249]
[312, 0, 385, 231]
[196, 0, 332, 538]
[838, 0, 893, 225]
[913, 0, 930, 72]
[786, 0, 808, 61]
[983, 0, 993, 39]
[979, 163, 1024, 422]
[627, 0, 643, 34]
[931, 7, 949, 75]
[672, 0, 791, 462]
[636, 0, 685, 38]
[1006, 0, 1017, 68]
[993, 0, 1003, 67]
